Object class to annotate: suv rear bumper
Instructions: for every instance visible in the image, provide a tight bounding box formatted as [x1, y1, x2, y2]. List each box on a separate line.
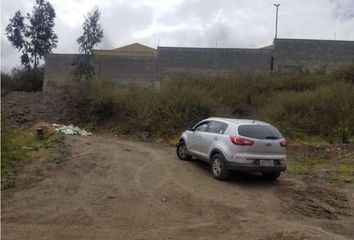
[226, 161, 287, 173]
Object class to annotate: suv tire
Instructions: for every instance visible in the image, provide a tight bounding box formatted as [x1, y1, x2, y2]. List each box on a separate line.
[262, 171, 281, 180]
[211, 153, 229, 180]
[176, 141, 192, 160]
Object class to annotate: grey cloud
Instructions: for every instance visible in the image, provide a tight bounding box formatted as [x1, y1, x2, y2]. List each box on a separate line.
[153, 0, 275, 48]
[2, 0, 354, 73]
[54, 3, 154, 52]
[204, 21, 232, 47]
[332, 0, 354, 19]
[54, 23, 82, 53]
[1, 40, 22, 73]
[99, 3, 154, 48]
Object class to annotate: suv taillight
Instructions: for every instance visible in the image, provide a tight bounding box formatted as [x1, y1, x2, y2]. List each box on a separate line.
[280, 139, 288, 147]
[229, 136, 254, 146]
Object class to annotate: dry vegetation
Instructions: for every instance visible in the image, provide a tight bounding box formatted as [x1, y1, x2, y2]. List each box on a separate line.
[71, 63, 354, 143]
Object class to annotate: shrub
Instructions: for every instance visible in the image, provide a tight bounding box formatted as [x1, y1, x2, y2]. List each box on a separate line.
[260, 82, 354, 142]
[165, 71, 330, 113]
[112, 84, 219, 137]
[1, 66, 44, 93]
[73, 78, 117, 124]
[330, 62, 354, 84]
[72, 64, 354, 141]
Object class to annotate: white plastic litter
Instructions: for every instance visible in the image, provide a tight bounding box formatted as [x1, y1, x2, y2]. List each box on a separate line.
[52, 124, 92, 136]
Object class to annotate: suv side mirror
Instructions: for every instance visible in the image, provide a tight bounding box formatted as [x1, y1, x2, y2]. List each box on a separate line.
[187, 126, 194, 131]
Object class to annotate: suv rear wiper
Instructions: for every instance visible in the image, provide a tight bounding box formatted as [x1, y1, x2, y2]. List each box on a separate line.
[264, 136, 279, 140]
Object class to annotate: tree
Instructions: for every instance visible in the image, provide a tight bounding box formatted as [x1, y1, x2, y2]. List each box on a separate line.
[5, 0, 58, 69]
[72, 7, 104, 81]
[5, 11, 29, 67]
[27, 0, 58, 68]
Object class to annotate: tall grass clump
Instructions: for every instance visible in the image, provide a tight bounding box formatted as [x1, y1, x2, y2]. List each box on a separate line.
[69, 78, 118, 124]
[260, 81, 354, 142]
[330, 62, 354, 84]
[114, 84, 220, 137]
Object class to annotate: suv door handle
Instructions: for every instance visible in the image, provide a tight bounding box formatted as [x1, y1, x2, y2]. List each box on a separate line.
[214, 136, 219, 140]
[198, 134, 202, 138]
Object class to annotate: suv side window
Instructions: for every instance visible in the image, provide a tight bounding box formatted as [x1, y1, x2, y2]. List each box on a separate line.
[193, 121, 209, 132]
[206, 121, 228, 134]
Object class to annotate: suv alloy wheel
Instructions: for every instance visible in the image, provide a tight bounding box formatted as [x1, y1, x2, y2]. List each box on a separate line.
[176, 141, 191, 160]
[211, 153, 229, 180]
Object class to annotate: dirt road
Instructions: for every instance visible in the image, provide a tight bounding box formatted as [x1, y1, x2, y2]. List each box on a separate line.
[2, 135, 354, 240]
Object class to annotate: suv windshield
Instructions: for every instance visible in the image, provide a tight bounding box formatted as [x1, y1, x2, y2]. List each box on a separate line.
[238, 125, 283, 140]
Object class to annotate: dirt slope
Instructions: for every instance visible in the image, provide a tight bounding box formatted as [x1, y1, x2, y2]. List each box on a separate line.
[1, 91, 80, 126]
[2, 135, 354, 240]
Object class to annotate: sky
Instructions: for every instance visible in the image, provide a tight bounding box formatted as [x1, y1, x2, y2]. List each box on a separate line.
[1, 0, 354, 72]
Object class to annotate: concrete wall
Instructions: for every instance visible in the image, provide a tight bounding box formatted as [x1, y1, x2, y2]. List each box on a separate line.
[43, 39, 354, 92]
[273, 38, 354, 73]
[43, 54, 156, 92]
[157, 47, 272, 83]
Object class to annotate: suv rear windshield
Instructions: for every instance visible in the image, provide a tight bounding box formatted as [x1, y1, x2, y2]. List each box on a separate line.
[238, 125, 283, 140]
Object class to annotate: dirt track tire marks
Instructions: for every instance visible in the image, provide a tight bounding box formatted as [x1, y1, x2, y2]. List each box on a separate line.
[2, 135, 354, 240]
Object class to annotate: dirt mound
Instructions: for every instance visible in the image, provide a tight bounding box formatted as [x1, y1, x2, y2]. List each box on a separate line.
[1, 91, 81, 126]
[277, 183, 351, 220]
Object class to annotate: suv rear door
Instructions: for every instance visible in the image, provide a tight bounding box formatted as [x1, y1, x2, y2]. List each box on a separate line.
[236, 124, 285, 157]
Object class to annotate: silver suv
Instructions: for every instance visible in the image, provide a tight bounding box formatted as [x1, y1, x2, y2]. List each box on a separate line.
[176, 117, 287, 180]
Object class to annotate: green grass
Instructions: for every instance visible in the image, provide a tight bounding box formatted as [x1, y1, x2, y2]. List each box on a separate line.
[1, 125, 61, 187]
[286, 156, 331, 175]
[287, 143, 354, 184]
[336, 164, 354, 182]
[292, 137, 331, 149]
[287, 159, 311, 175]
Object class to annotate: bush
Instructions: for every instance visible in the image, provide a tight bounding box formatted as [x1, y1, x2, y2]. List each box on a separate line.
[260, 82, 354, 142]
[330, 62, 354, 84]
[72, 63, 354, 141]
[1, 66, 44, 93]
[165, 71, 331, 113]
[111, 84, 219, 137]
[73, 78, 118, 124]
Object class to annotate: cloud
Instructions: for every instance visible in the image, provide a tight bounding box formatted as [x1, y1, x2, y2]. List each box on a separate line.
[332, 0, 354, 19]
[1, 0, 354, 72]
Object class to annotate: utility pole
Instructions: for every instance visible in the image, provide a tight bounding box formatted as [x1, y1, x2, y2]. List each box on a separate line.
[214, 40, 218, 69]
[274, 3, 280, 39]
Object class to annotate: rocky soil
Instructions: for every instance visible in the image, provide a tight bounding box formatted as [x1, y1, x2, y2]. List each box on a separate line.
[1, 91, 80, 126]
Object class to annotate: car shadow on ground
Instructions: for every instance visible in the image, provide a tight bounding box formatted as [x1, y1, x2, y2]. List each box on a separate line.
[188, 158, 281, 187]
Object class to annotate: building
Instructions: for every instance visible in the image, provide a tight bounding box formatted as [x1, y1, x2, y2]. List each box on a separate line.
[93, 43, 157, 57]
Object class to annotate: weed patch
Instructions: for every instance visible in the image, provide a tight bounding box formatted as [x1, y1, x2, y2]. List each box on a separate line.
[1, 123, 61, 188]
